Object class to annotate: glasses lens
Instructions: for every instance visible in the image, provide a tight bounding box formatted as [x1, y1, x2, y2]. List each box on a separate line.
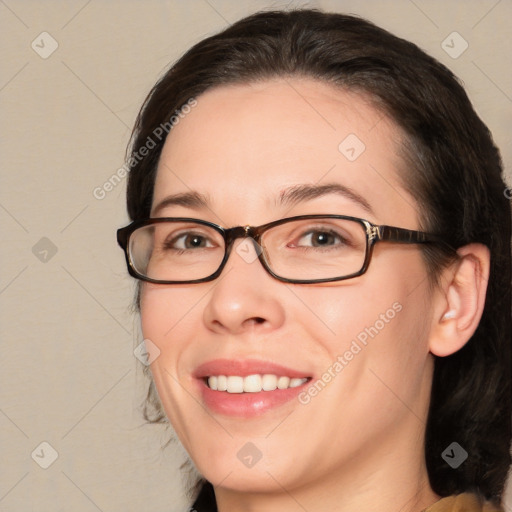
[261, 217, 367, 281]
[128, 221, 225, 282]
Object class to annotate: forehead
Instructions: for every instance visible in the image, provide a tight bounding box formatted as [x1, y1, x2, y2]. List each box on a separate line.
[153, 78, 418, 226]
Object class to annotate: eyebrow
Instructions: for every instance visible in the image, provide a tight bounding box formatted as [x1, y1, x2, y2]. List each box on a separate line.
[278, 183, 373, 214]
[151, 182, 373, 217]
[152, 191, 211, 216]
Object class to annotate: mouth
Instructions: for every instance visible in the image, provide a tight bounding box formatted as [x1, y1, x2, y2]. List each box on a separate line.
[194, 359, 313, 417]
[205, 374, 309, 393]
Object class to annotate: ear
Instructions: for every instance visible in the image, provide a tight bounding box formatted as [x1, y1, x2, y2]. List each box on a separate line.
[429, 243, 490, 357]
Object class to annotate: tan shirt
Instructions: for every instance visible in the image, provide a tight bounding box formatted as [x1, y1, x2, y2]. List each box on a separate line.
[424, 493, 504, 512]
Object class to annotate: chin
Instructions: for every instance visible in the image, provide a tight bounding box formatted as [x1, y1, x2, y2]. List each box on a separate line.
[197, 460, 293, 494]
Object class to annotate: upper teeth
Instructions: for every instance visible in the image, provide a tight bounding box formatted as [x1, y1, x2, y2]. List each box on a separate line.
[207, 374, 308, 393]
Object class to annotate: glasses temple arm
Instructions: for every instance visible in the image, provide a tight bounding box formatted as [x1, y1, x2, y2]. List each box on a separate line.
[376, 225, 446, 245]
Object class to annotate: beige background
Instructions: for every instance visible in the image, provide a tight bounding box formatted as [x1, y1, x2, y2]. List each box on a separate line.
[0, 1, 510, 511]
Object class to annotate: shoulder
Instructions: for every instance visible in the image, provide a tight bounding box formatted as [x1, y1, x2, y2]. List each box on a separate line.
[424, 493, 504, 512]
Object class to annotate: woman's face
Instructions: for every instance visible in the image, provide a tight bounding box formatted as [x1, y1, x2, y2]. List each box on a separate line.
[141, 79, 436, 496]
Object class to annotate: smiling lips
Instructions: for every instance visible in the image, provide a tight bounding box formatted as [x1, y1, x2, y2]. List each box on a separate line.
[195, 359, 312, 416]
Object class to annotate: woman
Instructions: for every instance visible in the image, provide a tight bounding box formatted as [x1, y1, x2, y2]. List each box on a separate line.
[117, 9, 511, 512]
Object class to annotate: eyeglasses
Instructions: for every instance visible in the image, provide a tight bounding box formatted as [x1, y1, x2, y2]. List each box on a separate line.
[117, 215, 445, 285]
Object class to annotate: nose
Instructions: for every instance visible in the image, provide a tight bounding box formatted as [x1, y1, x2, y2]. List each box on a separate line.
[202, 238, 286, 335]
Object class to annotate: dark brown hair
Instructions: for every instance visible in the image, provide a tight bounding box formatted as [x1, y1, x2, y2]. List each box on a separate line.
[124, 9, 511, 507]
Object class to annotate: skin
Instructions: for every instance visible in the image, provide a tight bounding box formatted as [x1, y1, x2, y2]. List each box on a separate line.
[139, 79, 489, 512]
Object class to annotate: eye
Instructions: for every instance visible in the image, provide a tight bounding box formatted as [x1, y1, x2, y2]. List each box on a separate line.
[165, 232, 215, 250]
[296, 229, 347, 248]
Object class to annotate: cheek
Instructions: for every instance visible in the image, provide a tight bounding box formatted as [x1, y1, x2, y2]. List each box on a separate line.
[289, 280, 408, 355]
[140, 284, 200, 347]
[139, 285, 207, 446]
[299, 283, 431, 418]
[140, 291, 170, 344]
[295, 250, 433, 392]
[139, 285, 202, 401]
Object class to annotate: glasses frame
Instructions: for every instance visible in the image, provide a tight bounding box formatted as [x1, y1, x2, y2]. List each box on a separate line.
[117, 214, 447, 285]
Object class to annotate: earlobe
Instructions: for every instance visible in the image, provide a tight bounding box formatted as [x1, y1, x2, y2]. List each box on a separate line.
[429, 243, 490, 358]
